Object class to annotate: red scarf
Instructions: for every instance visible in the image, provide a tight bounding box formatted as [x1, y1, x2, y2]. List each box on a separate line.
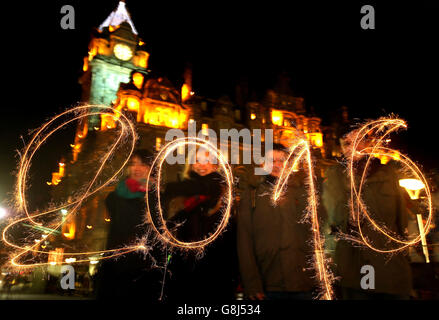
[184, 195, 210, 212]
[125, 178, 147, 193]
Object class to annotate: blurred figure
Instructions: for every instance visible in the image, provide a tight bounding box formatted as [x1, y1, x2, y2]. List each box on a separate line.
[322, 135, 412, 299]
[429, 170, 439, 263]
[2, 272, 14, 297]
[96, 149, 162, 300]
[164, 147, 238, 301]
[237, 143, 316, 300]
[165, 148, 224, 242]
[322, 155, 361, 299]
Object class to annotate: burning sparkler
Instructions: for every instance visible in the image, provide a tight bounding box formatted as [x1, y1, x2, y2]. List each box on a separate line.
[346, 117, 433, 254]
[3, 105, 143, 268]
[272, 139, 334, 300]
[3, 109, 433, 303]
[146, 137, 234, 251]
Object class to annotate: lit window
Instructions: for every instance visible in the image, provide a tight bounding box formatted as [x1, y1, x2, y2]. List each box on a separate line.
[202, 124, 209, 136]
[132, 73, 144, 89]
[181, 83, 190, 102]
[137, 51, 149, 68]
[271, 110, 283, 126]
[83, 57, 88, 72]
[126, 97, 139, 111]
[306, 132, 323, 148]
[156, 137, 162, 151]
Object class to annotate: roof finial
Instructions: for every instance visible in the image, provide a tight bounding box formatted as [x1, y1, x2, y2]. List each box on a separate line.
[99, 0, 138, 35]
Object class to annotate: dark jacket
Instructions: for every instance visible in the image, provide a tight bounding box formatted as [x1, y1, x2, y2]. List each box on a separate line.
[322, 162, 361, 290]
[164, 171, 238, 300]
[323, 159, 412, 296]
[96, 179, 162, 300]
[164, 171, 224, 242]
[105, 190, 146, 250]
[237, 174, 316, 297]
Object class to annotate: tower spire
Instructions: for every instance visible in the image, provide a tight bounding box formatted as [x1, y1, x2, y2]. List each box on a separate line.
[99, 1, 138, 35]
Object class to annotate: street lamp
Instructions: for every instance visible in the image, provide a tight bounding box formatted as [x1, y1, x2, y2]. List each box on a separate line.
[398, 178, 430, 263]
[399, 179, 425, 200]
[0, 207, 7, 219]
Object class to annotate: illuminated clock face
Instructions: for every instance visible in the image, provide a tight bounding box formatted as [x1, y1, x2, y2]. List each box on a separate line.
[113, 43, 133, 61]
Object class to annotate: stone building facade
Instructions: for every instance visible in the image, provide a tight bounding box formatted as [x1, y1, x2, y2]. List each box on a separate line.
[46, 1, 349, 263]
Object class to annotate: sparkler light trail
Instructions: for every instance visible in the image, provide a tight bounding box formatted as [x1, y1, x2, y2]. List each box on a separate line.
[273, 139, 334, 300]
[346, 117, 434, 254]
[3, 109, 432, 303]
[146, 137, 234, 251]
[2, 105, 146, 268]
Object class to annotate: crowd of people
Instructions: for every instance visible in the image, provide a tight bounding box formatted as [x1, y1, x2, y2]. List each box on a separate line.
[94, 137, 438, 301]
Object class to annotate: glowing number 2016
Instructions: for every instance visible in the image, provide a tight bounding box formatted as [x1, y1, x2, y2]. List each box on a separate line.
[4, 109, 433, 302]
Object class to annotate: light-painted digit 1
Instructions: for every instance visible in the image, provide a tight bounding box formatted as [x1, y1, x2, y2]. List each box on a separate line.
[273, 139, 334, 300]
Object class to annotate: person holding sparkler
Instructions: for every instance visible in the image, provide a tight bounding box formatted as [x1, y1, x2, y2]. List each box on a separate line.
[428, 170, 439, 263]
[164, 147, 238, 300]
[96, 149, 162, 300]
[323, 133, 413, 299]
[237, 143, 316, 300]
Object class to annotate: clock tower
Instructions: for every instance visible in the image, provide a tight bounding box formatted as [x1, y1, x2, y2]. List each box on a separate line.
[79, 1, 149, 130]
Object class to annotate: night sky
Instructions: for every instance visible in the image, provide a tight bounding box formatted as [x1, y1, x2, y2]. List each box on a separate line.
[1, 1, 438, 205]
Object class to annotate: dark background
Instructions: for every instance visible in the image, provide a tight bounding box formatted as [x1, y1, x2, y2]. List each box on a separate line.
[1, 0, 438, 206]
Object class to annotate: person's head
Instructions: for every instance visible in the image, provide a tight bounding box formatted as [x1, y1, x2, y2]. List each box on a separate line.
[339, 129, 374, 159]
[264, 143, 289, 178]
[429, 170, 439, 192]
[128, 149, 153, 181]
[192, 147, 218, 176]
[183, 147, 218, 178]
